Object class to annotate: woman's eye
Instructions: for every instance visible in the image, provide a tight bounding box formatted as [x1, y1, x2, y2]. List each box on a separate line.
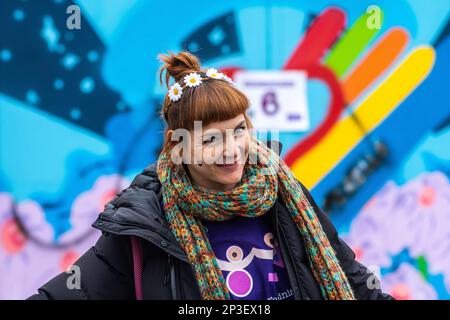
[234, 126, 247, 135]
[203, 136, 216, 144]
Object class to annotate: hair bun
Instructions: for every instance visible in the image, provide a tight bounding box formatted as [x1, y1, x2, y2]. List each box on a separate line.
[158, 51, 202, 89]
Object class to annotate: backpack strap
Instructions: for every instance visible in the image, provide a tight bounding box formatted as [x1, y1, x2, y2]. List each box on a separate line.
[130, 198, 166, 300]
[131, 235, 143, 300]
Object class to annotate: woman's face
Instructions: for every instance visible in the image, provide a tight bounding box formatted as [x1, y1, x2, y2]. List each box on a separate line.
[180, 114, 250, 192]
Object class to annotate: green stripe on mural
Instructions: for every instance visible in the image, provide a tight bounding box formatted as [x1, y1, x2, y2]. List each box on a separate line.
[324, 8, 384, 78]
[417, 256, 429, 280]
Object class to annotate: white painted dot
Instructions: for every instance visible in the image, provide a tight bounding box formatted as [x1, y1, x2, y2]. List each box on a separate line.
[188, 42, 199, 52]
[26, 90, 40, 105]
[54, 79, 64, 90]
[60, 53, 80, 70]
[0, 49, 12, 62]
[70, 108, 81, 120]
[13, 9, 25, 21]
[221, 44, 231, 54]
[80, 77, 95, 94]
[87, 50, 99, 62]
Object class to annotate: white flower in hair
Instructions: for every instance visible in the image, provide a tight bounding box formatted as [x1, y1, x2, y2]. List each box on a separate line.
[184, 72, 202, 87]
[222, 74, 235, 85]
[206, 68, 223, 79]
[168, 82, 183, 102]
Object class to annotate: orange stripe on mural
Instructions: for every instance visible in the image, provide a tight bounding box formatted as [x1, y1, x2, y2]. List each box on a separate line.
[342, 27, 409, 104]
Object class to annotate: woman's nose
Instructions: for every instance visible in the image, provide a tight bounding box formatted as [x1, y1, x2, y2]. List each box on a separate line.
[222, 140, 239, 160]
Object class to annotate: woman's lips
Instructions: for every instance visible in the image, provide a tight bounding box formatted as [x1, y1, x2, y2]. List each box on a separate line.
[215, 161, 239, 170]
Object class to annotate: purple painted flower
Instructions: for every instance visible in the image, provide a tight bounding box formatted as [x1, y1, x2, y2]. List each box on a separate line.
[0, 193, 60, 299]
[381, 263, 437, 300]
[344, 172, 450, 297]
[58, 174, 129, 244]
[0, 174, 130, 299]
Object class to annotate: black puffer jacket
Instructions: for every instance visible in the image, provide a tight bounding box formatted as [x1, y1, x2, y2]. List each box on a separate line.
[28, 162, 393, 300]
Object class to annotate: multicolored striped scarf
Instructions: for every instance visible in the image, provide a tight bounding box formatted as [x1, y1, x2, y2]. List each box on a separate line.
[156, 136, 355, 300]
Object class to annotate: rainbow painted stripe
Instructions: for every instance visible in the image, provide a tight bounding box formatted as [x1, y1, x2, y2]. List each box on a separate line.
[282, 7, 435, 189]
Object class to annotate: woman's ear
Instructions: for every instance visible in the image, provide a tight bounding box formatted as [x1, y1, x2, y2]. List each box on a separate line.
[166, 129, 173, 143]
[166, 130, 181, 153]
[164, 130, 183, 164]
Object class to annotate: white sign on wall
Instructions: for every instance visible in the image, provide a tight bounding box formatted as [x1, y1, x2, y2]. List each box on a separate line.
[234, 70, 310, 132]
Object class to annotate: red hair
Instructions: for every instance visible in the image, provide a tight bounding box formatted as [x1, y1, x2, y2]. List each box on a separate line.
[157, 51, 253, 149]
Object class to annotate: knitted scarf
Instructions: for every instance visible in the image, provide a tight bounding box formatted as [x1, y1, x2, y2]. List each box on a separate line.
[156, 135, 355, 300]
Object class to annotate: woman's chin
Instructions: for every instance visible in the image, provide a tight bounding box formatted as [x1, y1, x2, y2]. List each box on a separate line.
[213, 164, 244, 187]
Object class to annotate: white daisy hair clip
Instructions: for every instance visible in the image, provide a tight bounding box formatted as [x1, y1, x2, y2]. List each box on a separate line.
[184, 72, 202, 87]
[167, 68, 235, 102]
[206, 68, 223, 79]
[168, 82, 183, 102]
[222, 74, 235, 85]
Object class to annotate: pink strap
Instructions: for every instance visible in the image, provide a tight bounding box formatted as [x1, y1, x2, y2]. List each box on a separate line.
[131, 236, 143, 300]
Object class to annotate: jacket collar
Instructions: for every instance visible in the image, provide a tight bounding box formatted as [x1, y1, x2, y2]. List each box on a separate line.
[92, 162, 190, 262]
[92, 139, 284, 262]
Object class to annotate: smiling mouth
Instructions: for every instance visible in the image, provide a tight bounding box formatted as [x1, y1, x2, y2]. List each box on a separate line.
[216, 163, 238, 169]
[215, 159, 240, 168]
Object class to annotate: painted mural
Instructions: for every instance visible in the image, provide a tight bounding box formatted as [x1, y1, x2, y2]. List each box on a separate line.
[1, 0, 449, 299]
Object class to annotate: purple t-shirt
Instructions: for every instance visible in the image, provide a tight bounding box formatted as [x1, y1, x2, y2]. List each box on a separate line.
[202, 213, 294, 300]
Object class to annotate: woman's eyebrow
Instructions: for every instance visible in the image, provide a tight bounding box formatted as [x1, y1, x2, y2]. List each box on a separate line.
[202, 120, 247, 138]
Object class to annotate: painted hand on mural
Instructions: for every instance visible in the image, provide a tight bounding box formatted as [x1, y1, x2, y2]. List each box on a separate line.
[280, 7, 434, 190]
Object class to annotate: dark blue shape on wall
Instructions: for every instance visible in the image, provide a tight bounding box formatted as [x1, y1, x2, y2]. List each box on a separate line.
[0, 0, 129, 137]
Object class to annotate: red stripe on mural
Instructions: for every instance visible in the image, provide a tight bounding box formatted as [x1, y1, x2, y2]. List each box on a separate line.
[283, 8, 346, 69]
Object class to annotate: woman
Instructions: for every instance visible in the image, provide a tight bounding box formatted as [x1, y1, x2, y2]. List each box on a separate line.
[29, 51, 393, 300]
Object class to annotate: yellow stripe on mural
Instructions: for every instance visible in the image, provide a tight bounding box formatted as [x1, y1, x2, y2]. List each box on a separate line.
[291, 46, 435, 189]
